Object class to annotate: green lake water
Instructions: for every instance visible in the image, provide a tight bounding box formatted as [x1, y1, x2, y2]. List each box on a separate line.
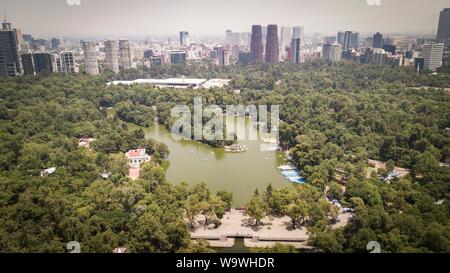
[109, 109, 292, 206]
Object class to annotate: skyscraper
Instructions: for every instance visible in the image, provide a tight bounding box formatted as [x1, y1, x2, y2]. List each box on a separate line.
[373, 32, 383, 48]
[265, 24, 279, 63]
[33, 53, 53, 74]
[422, 43, 444, 71]
[58, 52, 75, 73]
[329, 43, 342, 62]
[179, 31, 189, 46]
[290, 38, 301, 64]
[51, 38, 61, 50]
[280, 26, 292, 58]
[119, 39, 132, 70]
[21, 53, 34, 75]
[250, 25, 263, 62]
[225, 30, 232, 46]
[437, 8, 450, 47]
[337, 31, 345, 45]
[82, 41, 99, 75]
[343, 31, 359, 51]
[322, 43, 332, 60]
[0, 23, 20, 77]
[104, 40, 119, 73]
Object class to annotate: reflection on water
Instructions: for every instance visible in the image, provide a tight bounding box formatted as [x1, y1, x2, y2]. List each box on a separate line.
[113, 109, 290, 206]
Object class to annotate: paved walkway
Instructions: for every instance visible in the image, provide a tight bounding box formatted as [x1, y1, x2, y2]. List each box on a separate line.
[190, 209, 351, 249]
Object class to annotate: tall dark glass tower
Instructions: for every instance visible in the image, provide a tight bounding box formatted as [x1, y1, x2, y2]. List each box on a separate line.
[437, 8, 450, 47]
[373, 32, 383, 48]
[265, 24, 279, 63]
[0, 21, 20, 77]
[250, 25, 263, 62]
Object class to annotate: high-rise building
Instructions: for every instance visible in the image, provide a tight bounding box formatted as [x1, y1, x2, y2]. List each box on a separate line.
[265, 24, 279, 63]
[337, 31, 345, 45]
[372, 48, 388, 66]
[82, 41, 99, 75]
[21, 53, 34, 75]
[225, 30, 233, 46]
[280, 26, 291, 57]
[290, 38, 301, 64]
[170, 50, 186, 65]
[13, 28, 24, 51]
[33, 53, 53, 73]
[343, 31, 359, 51]
[422, 43, 444, 71]
[322, 43, 332, 60]
[104, 40, 119, 73]
[119, 39, 132, 70]
[0, 24, 20, 77]
[329, 43, 342, 62]
[58, 51, 75, 73]
[250, 25, 263, 62]
[51, 38, 61, 50]
[373, 32, 383, 48]
[179, 31, 189, 46]
[218, 48, 231, 66]
[239, 52, 253, 65]
[436, 8, 450, 47]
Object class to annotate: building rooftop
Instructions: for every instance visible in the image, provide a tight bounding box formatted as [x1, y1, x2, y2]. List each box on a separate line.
[107, 78, 230, 89]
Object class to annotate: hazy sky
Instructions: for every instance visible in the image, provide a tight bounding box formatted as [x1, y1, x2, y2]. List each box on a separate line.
[1, 0, 448, 37]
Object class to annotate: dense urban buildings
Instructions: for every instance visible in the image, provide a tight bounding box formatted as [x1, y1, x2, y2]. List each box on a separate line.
[265, 24, 279, 63]
[104, 40, 120, 73]
[250, 25, 263, 62]
[437, 8, 450, 48]
[82, 41, 99, 75]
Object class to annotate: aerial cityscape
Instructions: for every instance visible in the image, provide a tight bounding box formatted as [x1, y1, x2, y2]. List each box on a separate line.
[0, 0, 449, 260]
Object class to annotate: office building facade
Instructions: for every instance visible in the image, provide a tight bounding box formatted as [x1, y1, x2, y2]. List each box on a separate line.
[250, 25, 264, 62]
[119, 39, 132, 70]
[265, 24, 279, 63]
[104, 40, 119, 73]
[422, 43, 444, 71]
[82, 41, 99, 75]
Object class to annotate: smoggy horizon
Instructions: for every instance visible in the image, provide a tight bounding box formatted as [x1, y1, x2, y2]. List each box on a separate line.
[1, 0, 448, 38]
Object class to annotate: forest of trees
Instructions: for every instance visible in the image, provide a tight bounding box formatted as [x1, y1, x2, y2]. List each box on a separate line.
[0, 60, 449, 252]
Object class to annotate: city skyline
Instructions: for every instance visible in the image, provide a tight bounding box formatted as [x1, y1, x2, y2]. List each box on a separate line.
[1, 0, 449, 37]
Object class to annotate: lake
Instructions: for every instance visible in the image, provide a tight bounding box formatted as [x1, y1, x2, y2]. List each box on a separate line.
[110, 109, 292, 206]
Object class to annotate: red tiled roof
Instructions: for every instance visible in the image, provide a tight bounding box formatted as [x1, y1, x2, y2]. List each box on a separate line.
[126, 149, 146, 158]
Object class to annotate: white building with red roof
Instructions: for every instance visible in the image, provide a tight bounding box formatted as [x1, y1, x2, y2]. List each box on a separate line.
[125, 148, 150, 167]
